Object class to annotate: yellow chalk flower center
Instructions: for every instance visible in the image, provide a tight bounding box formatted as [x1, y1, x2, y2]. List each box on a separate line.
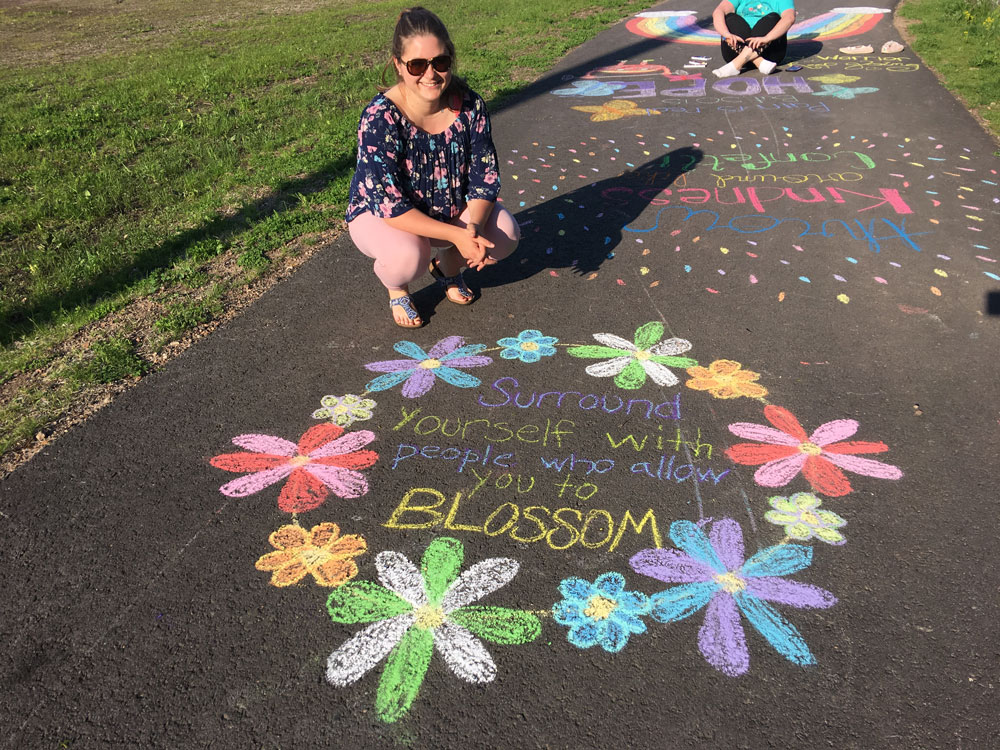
[583, 595, 618, 620]
[420, 358, 442, 369]
[635, 350, 652, 361]
[289, 455, 311, 467]
[414, 605, 445, 630]
[714, 572, 747, 594]
[299, 547, 330, 567]
[800, 511, 821, 526]
[799, 441, 823, 456]
[521, 341, 540, 351]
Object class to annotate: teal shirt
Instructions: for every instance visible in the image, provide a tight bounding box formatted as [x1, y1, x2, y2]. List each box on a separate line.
[734, 0, 793, 18]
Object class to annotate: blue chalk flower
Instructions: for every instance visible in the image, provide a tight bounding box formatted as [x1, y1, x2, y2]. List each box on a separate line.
[497, 330, 558, 363]
[552, 572, 650, 653]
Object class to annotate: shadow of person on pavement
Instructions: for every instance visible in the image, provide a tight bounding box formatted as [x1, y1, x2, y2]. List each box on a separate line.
[462, 146, 703, 295]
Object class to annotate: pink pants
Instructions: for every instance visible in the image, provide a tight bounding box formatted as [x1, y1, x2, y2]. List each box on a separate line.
[348, 204, 520, 290]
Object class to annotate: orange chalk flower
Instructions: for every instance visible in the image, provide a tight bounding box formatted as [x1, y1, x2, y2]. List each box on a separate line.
[255, 522, 367, 587]
[685, 359, 767, 399]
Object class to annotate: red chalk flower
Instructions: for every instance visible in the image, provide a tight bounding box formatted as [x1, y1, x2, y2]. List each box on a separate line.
[725, 405, 902, 497]
[210, 424, 378, 512]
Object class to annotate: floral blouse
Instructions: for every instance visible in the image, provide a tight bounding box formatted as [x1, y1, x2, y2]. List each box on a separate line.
[345, 89, 501, 223]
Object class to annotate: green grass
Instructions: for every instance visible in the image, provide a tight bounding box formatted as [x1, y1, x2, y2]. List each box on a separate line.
[900, 0, 1000, 143]
[0, 0, 652, 462]
[66, 336, 151, 385]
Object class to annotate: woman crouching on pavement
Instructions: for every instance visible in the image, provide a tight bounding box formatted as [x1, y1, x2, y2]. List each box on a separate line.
[711, 0, 797, 77]
[345, 6, 520, 328]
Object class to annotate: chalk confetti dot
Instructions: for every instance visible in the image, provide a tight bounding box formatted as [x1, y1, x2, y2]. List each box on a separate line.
[706, 288, 719, 294]
[642, 248, 650, 256]
[617, 279, 626, 285]
[837, 294, 850, 304]
[684, 265, 692, 273]
[640, 267, 650, 275]
[933, 268, 948, 277]
[874, 277, 888, 284]
[931, 286, 942, 296]
[778, 291, 786, 301]
[587, 273, 598, 280]
[720, 247, 729, 254]
[984, 272, 1000, 280]
[650, 280, 660, 287]
[799, 276, 811, 283]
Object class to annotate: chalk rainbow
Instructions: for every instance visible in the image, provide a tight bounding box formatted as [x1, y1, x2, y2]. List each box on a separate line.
[626, 7, 891, 45]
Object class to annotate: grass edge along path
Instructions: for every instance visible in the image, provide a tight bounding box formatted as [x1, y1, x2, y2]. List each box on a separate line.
[897, 0, 1000, 149]
[0, 0, 653, 476]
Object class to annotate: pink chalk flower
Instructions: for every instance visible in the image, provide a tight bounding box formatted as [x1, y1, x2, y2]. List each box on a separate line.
[211, 424, 378, 513]
[725, 405, 902, 497]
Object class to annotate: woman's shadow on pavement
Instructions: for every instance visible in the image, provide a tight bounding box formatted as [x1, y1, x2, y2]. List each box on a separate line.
[453, 145, 703, 297]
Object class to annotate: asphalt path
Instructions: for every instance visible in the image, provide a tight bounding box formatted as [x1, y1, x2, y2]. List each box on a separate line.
[2, 1, 999, 746]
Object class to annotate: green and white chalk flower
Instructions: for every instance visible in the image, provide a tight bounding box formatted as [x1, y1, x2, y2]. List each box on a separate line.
[567, 322, 697, 389]
[325, 537, 541, 723]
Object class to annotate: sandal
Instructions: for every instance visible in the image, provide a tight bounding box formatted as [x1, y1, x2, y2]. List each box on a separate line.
[389, 294, 423, 328]
[429, 257, 475, 305]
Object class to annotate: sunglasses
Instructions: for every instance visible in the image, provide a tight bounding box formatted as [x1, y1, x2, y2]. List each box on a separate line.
[401, 55, 453, 77]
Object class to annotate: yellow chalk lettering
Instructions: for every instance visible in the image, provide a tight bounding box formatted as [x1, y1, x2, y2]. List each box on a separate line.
[547, 508, 582, 550]
[384, 488, 447, 530]
[444, 491, 482, 533]
[580, 509, 614, 549]
[609, 509, 662, 552]
[484, 502, 519, 537]
[510, 505, 551, 543]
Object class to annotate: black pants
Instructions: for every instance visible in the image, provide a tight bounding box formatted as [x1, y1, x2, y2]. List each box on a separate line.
[720, 12, 787, 65]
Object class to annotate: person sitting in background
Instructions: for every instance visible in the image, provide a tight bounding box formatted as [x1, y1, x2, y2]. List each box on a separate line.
[710, 0, 796, 77]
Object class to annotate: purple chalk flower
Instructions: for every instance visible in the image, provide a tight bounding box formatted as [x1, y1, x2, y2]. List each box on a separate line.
[630, 518, 836, 676]
[364, 336, 492, 398]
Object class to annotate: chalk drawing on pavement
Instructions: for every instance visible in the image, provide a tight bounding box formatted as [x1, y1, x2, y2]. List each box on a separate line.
[552, 572, 651, 652]
[764, 493, 848, 545]
[207, 321, 907, 719]
[255, 522, 368, 587]
[505, 132, 1000, 307]
[630, 517, 837, 676]
[324, 537, 541, 723]
[210, 424, 378, 512]
[626, 7, 890, 45]
[725, 404, 902, 497]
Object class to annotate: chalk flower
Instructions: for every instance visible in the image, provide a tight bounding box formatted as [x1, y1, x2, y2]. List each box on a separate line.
[210, 423, 378, 512]
[325, 537, 541, 723]
[765, 493, 847, 545]
[312, 394, 377, 428]
[255, 522, 367, 587]
[552, 572, 650, 653]
[497, 329, 558, 363]
[725, 405, 903, 497]
[686, 360, 767, 399]
[631, 518, 837, 676]
[567, 322, 697, 389]
[364, 337, 492, 398]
